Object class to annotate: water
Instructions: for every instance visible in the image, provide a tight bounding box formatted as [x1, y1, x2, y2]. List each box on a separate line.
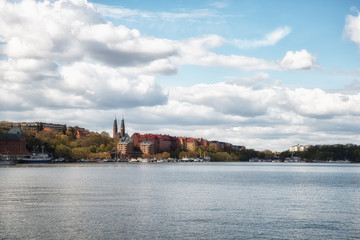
[0, 162, 359, 239]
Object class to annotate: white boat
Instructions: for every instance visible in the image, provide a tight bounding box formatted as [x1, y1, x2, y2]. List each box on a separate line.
[0, 154, 16, 165]
[17, 153, 53, 163]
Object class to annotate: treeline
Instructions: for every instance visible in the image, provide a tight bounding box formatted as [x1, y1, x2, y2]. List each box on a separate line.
[23, 128, 360, 162]
[192, 144, 360, 162]
[25, 128, 116, 160]
[176, 145, 263, 162]
[280, 145, 360, 163]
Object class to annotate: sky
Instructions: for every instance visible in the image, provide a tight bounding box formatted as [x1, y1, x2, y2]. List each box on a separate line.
[1, 0, 360, 151]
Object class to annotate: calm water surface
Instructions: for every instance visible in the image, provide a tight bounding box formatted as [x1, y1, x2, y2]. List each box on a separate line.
[0, 162, 359, 239]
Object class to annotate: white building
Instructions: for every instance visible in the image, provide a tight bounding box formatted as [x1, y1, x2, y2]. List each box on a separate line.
[289, 144, 310, 152]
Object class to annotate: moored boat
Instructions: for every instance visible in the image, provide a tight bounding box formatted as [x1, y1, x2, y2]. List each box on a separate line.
[0, 154, 16, 165]
[17, 153, 53, 163]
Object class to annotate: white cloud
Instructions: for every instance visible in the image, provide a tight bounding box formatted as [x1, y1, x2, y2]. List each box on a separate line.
[60, 62, 168, 109]
[95, 4, 217, 21]
[209, 1, 229, 9]
[102, 78, 360, 150]
[233, 27, 291, 49]
[225, 72, 270, 86]
[0, 0, 336, 151]
[280, 49, 317, 70]
[344, 10, 360, 47]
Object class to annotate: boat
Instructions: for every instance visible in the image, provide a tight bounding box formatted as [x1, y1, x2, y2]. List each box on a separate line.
[17, 153, 53, 163]
[0, 154, 16, 165]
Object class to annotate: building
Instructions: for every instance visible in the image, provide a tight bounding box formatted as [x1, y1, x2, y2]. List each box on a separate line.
[140, 141, 155, 155]
[131, 133, 181, 153]
[289, 144, 310, 152]
[76, 128, 89, 139]
[184, 138, 198, 151]
[0, 121, 66, 133]
[0, 127, 27, 155]
[178, 137, 208, 151]
[115, 118, 134, 158]
[117, 136, 134, 157]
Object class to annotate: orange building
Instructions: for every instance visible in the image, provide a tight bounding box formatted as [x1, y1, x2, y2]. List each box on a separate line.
[131, 133, 180, 153]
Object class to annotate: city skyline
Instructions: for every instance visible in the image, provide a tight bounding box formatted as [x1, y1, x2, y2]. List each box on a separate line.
[1, 0, 360, 151]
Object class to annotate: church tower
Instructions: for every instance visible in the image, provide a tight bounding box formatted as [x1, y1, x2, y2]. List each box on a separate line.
[120, 117, 125, 138]
[113, 117, 118, 139]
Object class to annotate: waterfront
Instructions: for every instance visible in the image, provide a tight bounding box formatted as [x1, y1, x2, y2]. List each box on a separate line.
[1, 162, 360, 239]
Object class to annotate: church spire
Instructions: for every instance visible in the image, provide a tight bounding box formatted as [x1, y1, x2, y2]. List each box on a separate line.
[113, 116, 118, 139]
[120, 116, 125, 138]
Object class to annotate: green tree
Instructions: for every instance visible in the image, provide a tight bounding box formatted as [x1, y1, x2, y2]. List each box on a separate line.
[208, 144, 216, 153]
[55, 144, 72, 159]
[37, 122, 44, 132]
[61, 125, 67, 135]
[72, 147, 90, 160]
[89, 145, 97, 153]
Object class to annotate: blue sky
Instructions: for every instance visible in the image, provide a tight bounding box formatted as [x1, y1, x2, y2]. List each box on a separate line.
[93, 0, 359, 89]
[0, 0, 360, 151]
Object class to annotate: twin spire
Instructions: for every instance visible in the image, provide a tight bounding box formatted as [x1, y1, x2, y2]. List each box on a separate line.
[113, 115, 125, 139]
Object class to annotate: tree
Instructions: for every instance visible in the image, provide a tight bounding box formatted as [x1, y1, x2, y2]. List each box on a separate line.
[179, 151, 188, 158]
[61, 125, 67, 135]
[55, 144, 72, 159]
[89, 145, 97, 153]
[161, 152, 170, 159]
[209, 152, 235, 161]
[66, 127, 76, 139]
[37, 122, 44, 132]
[100, 131, 110, 137]
[208, 144, 216, 153]
[72, 147, 90, 160]
[142, 153, 153, 159]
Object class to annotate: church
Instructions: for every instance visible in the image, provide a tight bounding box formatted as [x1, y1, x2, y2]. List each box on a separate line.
[113, 117, 134, 158]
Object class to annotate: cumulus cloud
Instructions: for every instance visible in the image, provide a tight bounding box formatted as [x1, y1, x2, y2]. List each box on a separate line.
[0, 0, 178, 66]
[233, 27, 291, 49]
[102, 78, 360, 150]
[173, 35, 316, 71]
[0, 0, 172, 111]
[344, 10, 360, 47]
[280, 49, 317, 70]
[0, 0, 330, 151]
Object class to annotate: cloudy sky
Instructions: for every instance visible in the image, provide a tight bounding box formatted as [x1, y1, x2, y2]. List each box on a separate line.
[1, 0, 360, 151]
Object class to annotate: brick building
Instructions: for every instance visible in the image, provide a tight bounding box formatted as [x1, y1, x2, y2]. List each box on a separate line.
[131, 133, 180, 153]
[140, 141, 155, 155]
[0, 127, 27, 155]
[117, 136, 134, 158]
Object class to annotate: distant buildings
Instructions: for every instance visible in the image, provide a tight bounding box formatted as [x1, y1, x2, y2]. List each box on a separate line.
[114, 117, 245, 158]
[0, 121, 66, 133]
[289, 144, 310, 152]
[131, 133, 180, 153]
[0, 127, 27, 155]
